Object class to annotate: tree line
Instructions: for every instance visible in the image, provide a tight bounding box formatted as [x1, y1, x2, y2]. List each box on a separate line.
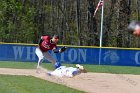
[0, 0, 140, 48]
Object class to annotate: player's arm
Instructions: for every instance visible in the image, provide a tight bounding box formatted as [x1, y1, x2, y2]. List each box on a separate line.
[38, 36, 44, 44]
[53, 46, 67, 53]
[53, 48, 60, 53]
[39, 38, 43, 44]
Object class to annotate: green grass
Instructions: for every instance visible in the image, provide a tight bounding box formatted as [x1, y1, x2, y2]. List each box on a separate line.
[0, 75, 85, 93]
[0, 61, 37, 69]
[0, 61, 140, 75]
[82, 64, 140, 75]
[0, 61, 140, 93]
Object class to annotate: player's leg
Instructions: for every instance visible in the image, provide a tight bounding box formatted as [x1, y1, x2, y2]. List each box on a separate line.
[35, 47, 44, 69]
[62, 67, 79, 77]
[61, 70, 73, 77]
[48, 66, 66, 77]
[48, 69, 62, 77]
[44, 52, 61, 69]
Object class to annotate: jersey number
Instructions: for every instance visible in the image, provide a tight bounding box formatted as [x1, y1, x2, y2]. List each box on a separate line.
[43, 42, 50, 49]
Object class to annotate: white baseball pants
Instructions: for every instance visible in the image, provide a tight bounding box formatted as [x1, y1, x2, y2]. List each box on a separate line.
[35, 47, 56, 68]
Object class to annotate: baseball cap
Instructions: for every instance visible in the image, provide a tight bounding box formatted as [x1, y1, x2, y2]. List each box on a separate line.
[53, 35, 59, 39]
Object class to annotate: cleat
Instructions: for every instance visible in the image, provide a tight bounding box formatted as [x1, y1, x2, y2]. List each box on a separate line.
[36, 67, 41, 74]
[47, 72, 52, 76]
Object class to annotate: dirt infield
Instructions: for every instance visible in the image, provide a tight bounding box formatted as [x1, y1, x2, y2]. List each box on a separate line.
[0, 68, 140, 93]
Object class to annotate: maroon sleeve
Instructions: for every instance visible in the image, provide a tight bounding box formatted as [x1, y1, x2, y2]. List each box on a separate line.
[41, 36, 50, 40]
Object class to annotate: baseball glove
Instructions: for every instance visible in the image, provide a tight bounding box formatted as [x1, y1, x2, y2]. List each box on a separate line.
[60, 46, 67, 52]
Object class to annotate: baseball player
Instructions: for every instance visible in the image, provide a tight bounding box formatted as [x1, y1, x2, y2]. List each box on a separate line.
[35, 35, 67, 72]
[127, 20, 140, 36]
[47, 64, 87, 78]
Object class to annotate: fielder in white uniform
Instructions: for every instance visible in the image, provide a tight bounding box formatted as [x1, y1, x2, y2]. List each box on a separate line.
[47, 64, 87, 78]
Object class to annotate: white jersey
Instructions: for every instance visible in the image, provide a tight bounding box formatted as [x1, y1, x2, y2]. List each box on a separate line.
[49, 66, 79, 77]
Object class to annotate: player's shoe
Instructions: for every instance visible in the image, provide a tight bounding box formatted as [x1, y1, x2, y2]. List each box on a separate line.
[47, 72, 52, 76]
[54, 61, 61, 69]
[36, 67, 42, 74]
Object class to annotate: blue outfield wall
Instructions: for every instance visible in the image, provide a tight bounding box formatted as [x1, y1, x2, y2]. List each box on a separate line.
[0, 43, 140, 66]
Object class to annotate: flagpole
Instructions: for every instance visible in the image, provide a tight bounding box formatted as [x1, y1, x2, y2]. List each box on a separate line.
[100, 0, 104, 47]
[99, 0, 104, 65]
